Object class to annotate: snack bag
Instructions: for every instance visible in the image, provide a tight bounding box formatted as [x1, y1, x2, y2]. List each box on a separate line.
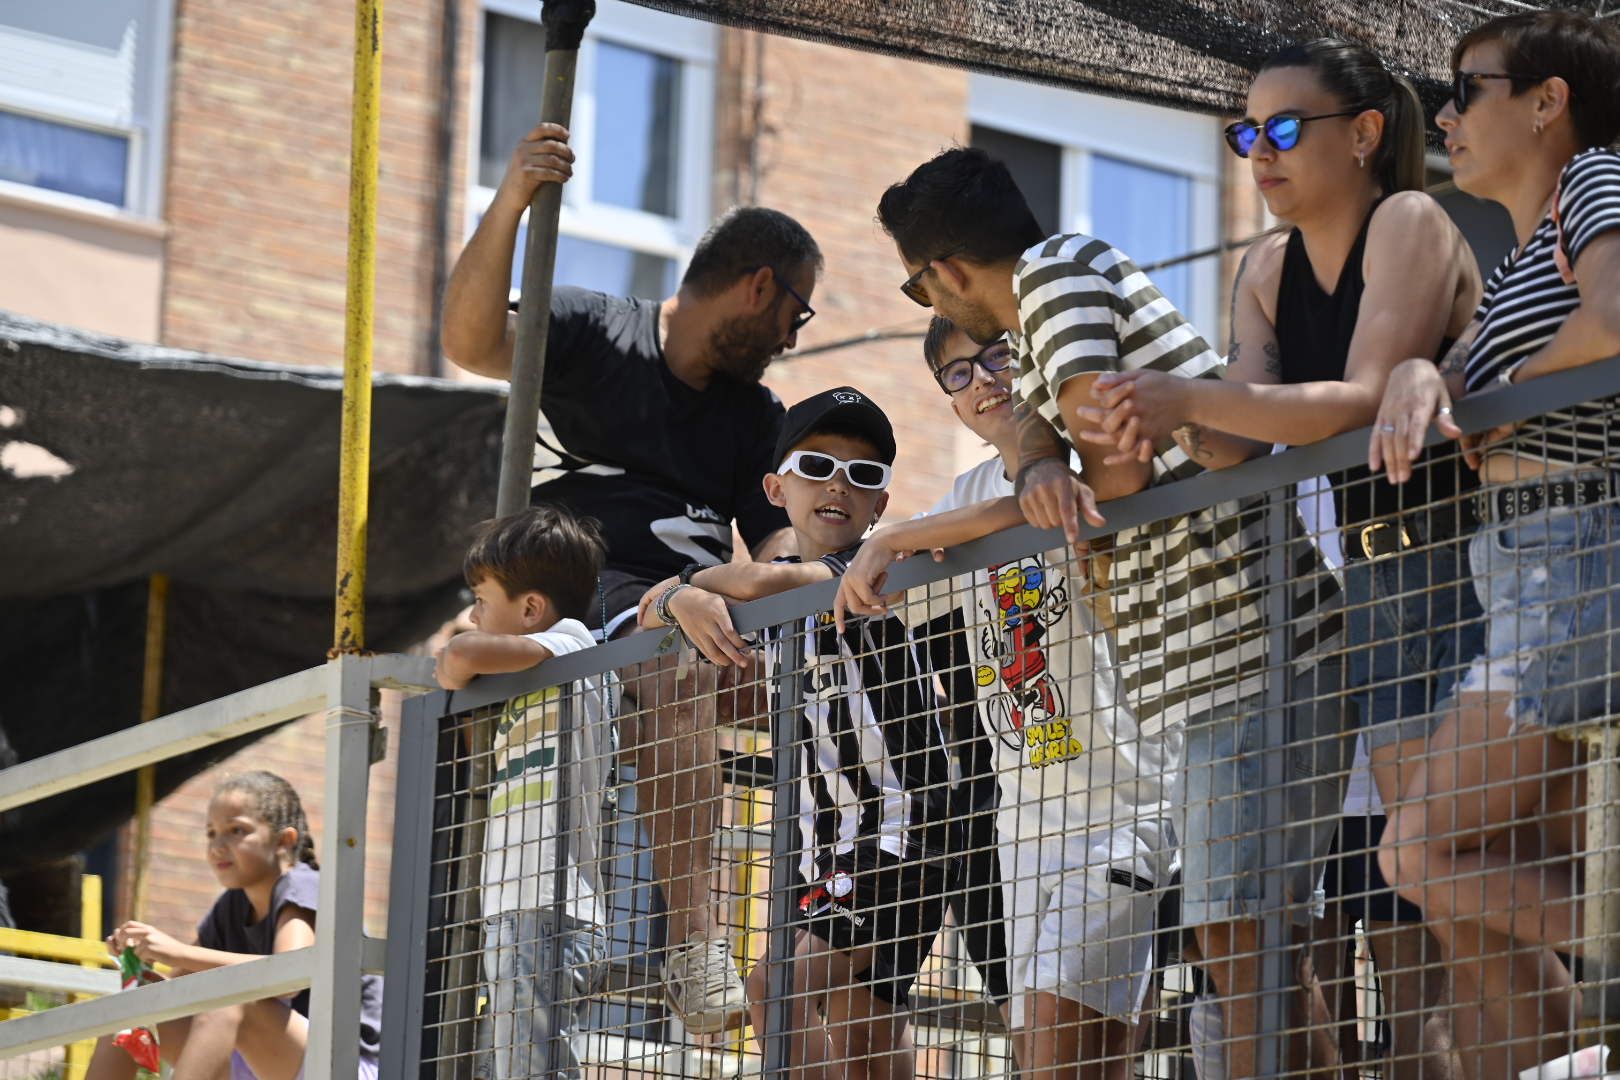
[111, 946, 161, 1077]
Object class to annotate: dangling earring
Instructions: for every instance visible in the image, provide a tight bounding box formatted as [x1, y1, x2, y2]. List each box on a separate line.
[1357, 153, 1366, 169]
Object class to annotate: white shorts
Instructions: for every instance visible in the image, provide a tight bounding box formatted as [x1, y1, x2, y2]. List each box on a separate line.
[1001, 820, 1170, 1028]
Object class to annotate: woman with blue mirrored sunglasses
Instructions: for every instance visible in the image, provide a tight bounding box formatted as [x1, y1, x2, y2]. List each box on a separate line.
[1223, 109, 1360, 157]
[1084, 38, 1485, 1080]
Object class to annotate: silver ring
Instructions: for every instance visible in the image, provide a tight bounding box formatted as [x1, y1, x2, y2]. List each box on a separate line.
[1380, 423, 1397, 433]
[1438, 406, 1453, 415]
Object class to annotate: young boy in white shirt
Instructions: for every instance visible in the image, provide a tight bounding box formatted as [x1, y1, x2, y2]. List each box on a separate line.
[436, 505, 617, 1079]
[641, 387, 954, 1078]
[835, 319, 1178, 1080]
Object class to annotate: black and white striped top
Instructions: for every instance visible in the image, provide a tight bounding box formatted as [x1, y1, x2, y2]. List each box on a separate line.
[1014, 234, 1342, 725]
[1464, 148, 1620, 464]
[768, 547, 953, 877]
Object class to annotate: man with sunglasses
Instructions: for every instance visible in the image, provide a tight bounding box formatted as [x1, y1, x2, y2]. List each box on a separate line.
[442, 124, 821, 1032]
[871, 147, 1346, 1078]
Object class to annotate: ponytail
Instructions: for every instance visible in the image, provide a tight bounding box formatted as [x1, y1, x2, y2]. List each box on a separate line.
[215, 770, 319, 870]
[1380, 73, 1427, 193]
[1261, 39, 1428, 194]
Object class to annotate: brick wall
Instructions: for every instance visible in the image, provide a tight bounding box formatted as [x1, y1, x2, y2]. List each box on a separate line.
[158, 0, 451, 375]
[732, 31, 973, 521]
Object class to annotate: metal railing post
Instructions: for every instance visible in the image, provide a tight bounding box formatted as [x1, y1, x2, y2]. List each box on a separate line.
[305, 656, 377, 1079]
[1254, 490, 1296, 1080]
[1580, 723, 1620, 1050]
[334, 0, 382, 654]
[764, 622, 806, 1076]
[381, 692, 442, 1078]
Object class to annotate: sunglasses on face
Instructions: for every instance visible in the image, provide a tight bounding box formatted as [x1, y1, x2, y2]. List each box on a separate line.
[778, 450, 892, 490]
[1451, 70, 1548, 115]
[935, 339, 1015, 394]
[1223, 110, 1359, 158]
[773, 269, 816, 334]
[900, 247, 964, 307]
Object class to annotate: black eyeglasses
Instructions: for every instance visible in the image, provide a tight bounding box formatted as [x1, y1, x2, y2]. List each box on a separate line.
[1452, 70, 1549, 114]
[934, 339, 1015, 394]
[772, 269, 816, 334]
[900, 247, 963, 307]
[1223, 110, 1359, 158]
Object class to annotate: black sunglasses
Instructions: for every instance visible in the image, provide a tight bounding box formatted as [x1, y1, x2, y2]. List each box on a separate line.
[1223, 110, 1359, 158]
[900, 247, 963, 307]
[772, 268, 815, 334]
[934, 339, 1015, 394]
[1452, 70, 1549, 114]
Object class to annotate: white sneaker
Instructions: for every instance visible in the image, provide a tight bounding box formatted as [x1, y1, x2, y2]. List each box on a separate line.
[663, 933, 747, 1034]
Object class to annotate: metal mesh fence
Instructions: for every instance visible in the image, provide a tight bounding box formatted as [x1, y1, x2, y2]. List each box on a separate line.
[385, 358, 1620, 1079]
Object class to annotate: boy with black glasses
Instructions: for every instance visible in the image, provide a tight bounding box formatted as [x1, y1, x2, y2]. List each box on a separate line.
[641, 388, 954, 1077]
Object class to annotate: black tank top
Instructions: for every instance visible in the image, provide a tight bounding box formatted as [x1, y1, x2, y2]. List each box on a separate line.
[1274, 201, 1473, 532]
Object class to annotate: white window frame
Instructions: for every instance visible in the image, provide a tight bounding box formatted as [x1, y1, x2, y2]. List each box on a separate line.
[469, 0, 714, 287]
[0, 0, 174, 223]
[970, 74, 1224, 334]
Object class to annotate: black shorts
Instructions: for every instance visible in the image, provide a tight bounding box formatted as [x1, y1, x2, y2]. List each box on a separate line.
[946, 785, 1010, 1003]
[1322, 815, 1423, 925]
[799, 847, 948, 1006]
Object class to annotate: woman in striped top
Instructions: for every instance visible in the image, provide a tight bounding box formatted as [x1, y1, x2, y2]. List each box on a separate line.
[1370, 12, 1620, 1079]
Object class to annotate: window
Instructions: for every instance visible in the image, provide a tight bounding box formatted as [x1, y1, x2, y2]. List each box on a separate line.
[0, 0, 172, 217]
[472, 0, 714, 301]
[969, 74, 1222, 333]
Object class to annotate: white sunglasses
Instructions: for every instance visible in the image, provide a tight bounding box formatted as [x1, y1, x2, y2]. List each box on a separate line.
[778, 450, 892, 490]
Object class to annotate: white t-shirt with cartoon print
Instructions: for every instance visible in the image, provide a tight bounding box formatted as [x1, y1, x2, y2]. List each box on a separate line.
[916, 457, 1180, 847]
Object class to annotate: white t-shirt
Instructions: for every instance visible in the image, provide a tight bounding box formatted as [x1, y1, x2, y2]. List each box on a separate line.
[913, 457, 1179, 843]
[482, 618, 617, 924]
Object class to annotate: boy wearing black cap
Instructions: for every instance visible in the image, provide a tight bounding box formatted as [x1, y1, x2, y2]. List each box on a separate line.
[639, 387, 953, 1077]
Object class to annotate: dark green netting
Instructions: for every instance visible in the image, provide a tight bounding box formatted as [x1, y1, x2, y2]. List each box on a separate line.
[628, 0, 1613, 119]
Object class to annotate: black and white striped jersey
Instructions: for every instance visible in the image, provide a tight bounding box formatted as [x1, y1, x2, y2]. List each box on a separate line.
[768, 546, 954, 878]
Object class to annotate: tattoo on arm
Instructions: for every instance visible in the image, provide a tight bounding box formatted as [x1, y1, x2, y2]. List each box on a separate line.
[1174, 423, 1215, 461]
[1262, 340, 1282, 377]
[1013, 398, 1067, 473]
[1437, 336, 1469, 376]
[1226, 248, 1253, 363]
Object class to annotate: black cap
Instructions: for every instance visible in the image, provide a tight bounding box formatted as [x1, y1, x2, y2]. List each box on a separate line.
[773, 386, 897, 467]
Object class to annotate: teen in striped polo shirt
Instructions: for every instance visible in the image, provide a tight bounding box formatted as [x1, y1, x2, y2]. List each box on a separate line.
[875, 147, 1347, 1079]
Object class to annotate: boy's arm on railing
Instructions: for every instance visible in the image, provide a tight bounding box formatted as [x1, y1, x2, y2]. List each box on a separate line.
[435, 632, 556, 690]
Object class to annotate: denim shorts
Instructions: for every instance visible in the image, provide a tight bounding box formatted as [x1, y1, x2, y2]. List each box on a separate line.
[1448, 487, 1620, 731]
[1343, 540, 1485, 750]
[476, 910, 609, 1080]
[1177, 662, 1351, 928]
[228, 1052, 378, 1080]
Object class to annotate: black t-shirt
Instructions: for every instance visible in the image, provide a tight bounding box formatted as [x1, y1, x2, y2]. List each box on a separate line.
[519, 287, 789, 581]
[195, 863, 384, 1057]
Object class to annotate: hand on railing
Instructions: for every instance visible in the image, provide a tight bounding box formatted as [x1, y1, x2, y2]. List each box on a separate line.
[1014, 458, 1106, 546]
[637, 580, 756, 668]
[832, 534, 915, 631]
[1368, 357, 1463, 482]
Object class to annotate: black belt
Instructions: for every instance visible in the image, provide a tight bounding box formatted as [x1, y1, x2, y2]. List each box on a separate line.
[1476, 476, 1614, 522]
[1342, 502, 1478, 561]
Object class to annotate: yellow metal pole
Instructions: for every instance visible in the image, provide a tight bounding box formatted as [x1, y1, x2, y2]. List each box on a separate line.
[334, 0, 382, 654]
[131, 572, 168, 922]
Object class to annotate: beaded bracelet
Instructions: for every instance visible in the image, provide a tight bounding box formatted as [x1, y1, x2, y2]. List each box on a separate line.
[655, 581, 691, 626]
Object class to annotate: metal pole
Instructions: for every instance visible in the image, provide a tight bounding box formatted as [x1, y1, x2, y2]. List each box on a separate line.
[441, 7, 596, 1069]
[131, 572, 169, 921]
[334, 0, 382, 653]
[1254, 491, 1295, 1080]
[1581, 724, 1620, 1053]
[764, 623, 806, 1076]
[494, 0, 594, 517]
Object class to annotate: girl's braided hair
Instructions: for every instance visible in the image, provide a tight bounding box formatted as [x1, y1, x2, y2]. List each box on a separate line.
[215, 770, 318, 870]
